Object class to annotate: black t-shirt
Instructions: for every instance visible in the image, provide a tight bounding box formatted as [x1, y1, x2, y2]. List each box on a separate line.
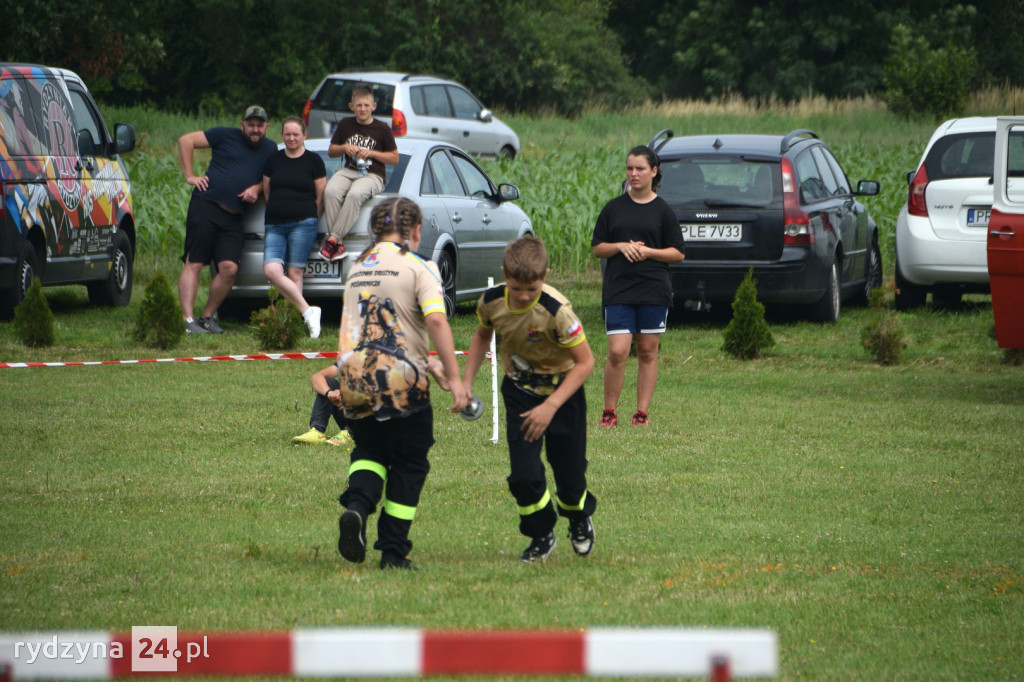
[194, 127, 277, 214]
[328, 117, 397, 180]
[262, 149, 327, 224]
[591, 193, 685, 307]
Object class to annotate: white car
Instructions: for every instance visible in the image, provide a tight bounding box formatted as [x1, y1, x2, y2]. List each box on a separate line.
[302, 71, 520, 159]
[222, 137, 533, 317]
[895, 117, 997, 309]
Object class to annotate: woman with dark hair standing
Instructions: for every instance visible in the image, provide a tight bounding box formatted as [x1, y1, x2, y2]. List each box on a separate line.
[591, 145, 686, 428]
[261, 116, 327, 337]
[333, 197, 469, 570]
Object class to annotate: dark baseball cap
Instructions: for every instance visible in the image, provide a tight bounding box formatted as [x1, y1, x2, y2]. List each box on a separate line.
[243, 105, 268, 121]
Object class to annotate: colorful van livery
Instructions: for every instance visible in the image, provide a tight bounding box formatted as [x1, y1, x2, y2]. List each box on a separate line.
[0, 63, 137, 316]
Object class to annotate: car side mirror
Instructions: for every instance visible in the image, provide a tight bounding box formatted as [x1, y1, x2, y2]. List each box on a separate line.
[114, 123, 136, 154]
[856, 179, 880, 196]
[497, 183, 520, 202]
[479, 108, 493, 123]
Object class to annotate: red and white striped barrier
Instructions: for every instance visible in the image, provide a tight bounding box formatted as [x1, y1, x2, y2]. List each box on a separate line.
[0, 628, 778, 679]
[0, 352, 340, 369]
[0, 351, 491, 369]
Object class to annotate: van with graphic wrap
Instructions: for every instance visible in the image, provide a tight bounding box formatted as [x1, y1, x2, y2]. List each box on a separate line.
[0, 63, 137, 317]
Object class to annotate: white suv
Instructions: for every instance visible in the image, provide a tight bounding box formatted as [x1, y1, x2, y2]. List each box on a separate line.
[894, 117, 997, 308]
[302, 70, 520, 158]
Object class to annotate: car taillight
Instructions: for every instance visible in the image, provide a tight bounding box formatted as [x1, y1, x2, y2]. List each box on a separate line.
[907, 164, 929, 217]
[781, 158, 813, 245]
[392, 108, 407, 137]
[301, 99, 312, 126]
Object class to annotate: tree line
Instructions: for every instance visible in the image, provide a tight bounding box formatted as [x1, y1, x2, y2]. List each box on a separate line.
[4, 0, 1021, 119]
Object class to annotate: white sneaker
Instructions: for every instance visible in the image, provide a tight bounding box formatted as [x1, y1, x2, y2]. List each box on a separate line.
[303, 306, 321, 339]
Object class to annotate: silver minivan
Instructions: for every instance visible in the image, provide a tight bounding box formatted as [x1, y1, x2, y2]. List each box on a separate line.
[302, 70, 520, 159]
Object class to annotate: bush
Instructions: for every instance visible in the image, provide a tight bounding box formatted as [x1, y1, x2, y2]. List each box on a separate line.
[250, 287, 305, 350]
[860, 284, 907, 365]
[722, 269, 774, 360]
[134, 273, 185, 350]
[12, 277, 56, 347]
[883, 23, 977, 121]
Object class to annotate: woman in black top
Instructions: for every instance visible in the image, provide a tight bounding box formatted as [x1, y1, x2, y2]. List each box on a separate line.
[591, 145, 685, 427]
[262, 116, 327, 338]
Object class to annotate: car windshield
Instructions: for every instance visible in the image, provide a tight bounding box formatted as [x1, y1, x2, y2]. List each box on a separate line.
[312, 151, 410, 192]
[659, 157, 776, 208]
[313, 78, 395, 117]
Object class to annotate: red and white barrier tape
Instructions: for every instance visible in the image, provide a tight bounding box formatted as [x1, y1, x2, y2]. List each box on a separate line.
[0, 627, 777, 679]
[0, 351, 487, 369]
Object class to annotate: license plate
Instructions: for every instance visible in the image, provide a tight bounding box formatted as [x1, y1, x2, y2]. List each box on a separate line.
[680, 224, 743, 241]
[967, 208, 990, 227]
[304, 260, 340, 278]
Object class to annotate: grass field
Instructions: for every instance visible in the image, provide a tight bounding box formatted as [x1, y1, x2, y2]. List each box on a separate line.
[2, 98, 1023, 680]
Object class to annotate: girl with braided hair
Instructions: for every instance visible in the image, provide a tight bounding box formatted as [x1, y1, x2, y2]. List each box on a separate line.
[333, 196, 469, 570]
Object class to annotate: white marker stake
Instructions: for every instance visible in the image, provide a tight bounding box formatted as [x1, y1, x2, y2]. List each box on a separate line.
[488, 277, 500, 444]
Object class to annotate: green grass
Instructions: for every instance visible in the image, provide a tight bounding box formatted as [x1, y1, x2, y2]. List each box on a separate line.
[1, 269, 1022, 681]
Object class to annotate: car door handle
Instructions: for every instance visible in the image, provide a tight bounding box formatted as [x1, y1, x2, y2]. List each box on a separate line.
[481, 214, 492, 225]
[451, 212, 463, 223]
[431, 128, 439, 134]
[463, 131, 470, 137]
[990, 229, 1016, 237]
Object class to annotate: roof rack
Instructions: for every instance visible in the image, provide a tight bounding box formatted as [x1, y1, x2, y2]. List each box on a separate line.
[780, 129, 818, 153]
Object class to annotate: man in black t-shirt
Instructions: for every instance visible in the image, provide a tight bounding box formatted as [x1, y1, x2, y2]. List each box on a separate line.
[177, 105, 276, 334]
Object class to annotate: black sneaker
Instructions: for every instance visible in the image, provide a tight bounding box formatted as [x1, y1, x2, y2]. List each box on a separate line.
[197, 316, 224, 334]
[337, 510, 366, 563]
[568, 517, 595, 556]
[380, 552, 417, 570]
[520, 532, 556, 563]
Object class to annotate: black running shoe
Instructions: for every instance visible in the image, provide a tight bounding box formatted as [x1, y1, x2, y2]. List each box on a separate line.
[337, 510, 365, 563]
[380, 552, 417, 570]
[520, 532, 556, 563]
[568, 517, 595, 556]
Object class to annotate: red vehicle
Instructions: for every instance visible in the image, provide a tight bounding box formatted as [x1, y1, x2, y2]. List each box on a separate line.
[989, 118, 1024, 350]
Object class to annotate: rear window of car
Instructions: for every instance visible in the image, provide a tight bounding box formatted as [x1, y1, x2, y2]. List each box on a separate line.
[925, 132, 995, 180]
[313, 78, 395, 117]
[660, 157, 777, 208]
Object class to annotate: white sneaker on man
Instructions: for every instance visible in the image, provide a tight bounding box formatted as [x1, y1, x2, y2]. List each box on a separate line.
[303, 306, 322, 339]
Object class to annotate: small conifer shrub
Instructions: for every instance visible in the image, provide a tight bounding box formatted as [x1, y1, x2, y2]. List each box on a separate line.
[722, 268, 774, 360]
[12, 277, 56, 347]
[860, 283, 907, 365]
[250, 287, 305, 350]
[134, 273, 185, 350]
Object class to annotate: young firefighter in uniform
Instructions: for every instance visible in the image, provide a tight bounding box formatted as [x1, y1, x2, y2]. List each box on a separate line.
[335, 197, 468, 570]
[462, 236, 597, 562]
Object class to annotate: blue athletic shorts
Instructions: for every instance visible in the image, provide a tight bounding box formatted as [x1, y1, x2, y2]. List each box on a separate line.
[604, 304, 668, 335]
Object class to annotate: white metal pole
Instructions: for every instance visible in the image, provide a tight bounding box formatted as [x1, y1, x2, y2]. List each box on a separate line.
[488, 277, 499, 444]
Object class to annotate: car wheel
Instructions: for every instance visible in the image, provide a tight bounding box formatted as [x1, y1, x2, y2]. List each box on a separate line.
[894, 262, 927, 310]
[498, 145, 516, 160]
[437, 249, 457, 319]
[87, 231, 133, 306]
[932, 284, 963, 307]
[1, 241, 39, 319]
[808, 256, 840, 322]
[856, 238, 883, 306]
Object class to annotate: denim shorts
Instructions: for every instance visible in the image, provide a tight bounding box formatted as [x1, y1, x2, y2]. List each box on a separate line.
[604, 304, 668, 335]
[263, 218, 319, 269]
